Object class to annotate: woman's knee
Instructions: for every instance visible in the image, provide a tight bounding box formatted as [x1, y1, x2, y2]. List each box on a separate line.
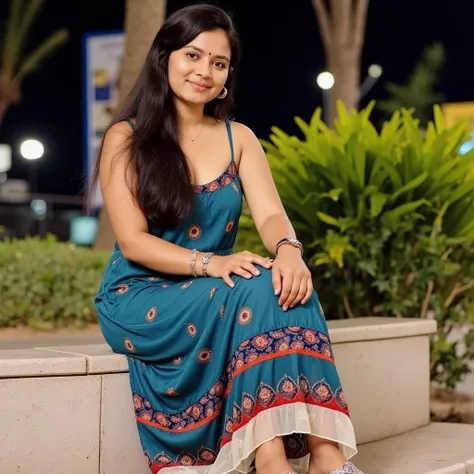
[234, 266, 274, 294]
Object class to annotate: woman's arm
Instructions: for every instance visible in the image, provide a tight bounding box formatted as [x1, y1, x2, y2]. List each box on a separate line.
[236, 123, 299, 257]
[100, 122, 271, 283]
[236, 122, 312, 310]
[99, 122, 201, 276]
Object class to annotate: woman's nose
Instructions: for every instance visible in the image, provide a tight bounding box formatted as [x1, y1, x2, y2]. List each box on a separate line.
[195, 61, 212, 78]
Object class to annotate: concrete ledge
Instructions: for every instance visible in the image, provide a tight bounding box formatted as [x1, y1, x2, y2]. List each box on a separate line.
[428, 467, 469, 474]
[0, 348, 87, 378]
[354, 423, 474, 474]
[0, 317, 438, 379]
[38, 344, 129, 374]
[0, 317, 439, 473]
[0, 375, 102, 473]
[327, 317, 437, 344]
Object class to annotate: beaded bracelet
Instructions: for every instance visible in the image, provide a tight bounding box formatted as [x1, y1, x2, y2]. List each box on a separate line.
[190, 249, 199, 277]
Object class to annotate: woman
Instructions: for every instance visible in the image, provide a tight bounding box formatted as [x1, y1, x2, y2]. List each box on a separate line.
[92, 4, 364, 474]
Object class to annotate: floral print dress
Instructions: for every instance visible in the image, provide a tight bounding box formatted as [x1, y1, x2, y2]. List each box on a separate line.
[95, 120, 357, 474]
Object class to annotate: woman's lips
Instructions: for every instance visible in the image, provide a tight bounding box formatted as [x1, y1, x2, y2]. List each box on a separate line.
[188, 81, 212, 92]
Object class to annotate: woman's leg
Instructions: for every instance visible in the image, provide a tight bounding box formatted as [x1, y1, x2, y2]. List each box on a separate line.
[255, 437, 294, 474]
[254, 435, 360, 474]
[307, 435, 346, 473]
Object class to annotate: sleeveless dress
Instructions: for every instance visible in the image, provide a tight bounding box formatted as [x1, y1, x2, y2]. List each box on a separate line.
[95, 120, 357, 474]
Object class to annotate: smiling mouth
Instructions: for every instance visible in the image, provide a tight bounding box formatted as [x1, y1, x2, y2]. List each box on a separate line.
[188, 81, 212, 92]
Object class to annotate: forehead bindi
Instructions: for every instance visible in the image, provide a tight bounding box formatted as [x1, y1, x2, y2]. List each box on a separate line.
[185, 30, 231, 61]
[186, 44, 230, 62]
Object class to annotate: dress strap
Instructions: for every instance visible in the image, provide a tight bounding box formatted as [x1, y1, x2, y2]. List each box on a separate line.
[225, 120, 235, 163]
[126, 118, 135, 130]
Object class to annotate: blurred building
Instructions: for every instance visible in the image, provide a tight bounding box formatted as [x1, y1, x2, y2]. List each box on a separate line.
[0, 181, 98, 245]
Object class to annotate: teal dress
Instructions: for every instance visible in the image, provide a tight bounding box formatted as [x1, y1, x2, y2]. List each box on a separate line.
[95, 120, 357, 474]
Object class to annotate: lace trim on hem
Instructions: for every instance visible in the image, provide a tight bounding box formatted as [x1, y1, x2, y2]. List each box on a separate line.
[152, 403, 357, 474]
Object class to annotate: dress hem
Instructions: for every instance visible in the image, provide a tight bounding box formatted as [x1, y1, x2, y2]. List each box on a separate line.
[154, 402, 357, 474]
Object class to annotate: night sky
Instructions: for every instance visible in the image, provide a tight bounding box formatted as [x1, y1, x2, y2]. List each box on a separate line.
[0, 0, 472, 197]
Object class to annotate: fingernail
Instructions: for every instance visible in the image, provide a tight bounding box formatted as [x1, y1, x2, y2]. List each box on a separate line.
[256, 271, 260, 275]
[283, 306, 287, 311]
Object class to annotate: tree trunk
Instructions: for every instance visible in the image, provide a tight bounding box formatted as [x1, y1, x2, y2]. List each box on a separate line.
[119, 0, 167, 102]
[327, 49, 361, 125]
[312, 0, 369, 126]
[93, 0, 167, 251]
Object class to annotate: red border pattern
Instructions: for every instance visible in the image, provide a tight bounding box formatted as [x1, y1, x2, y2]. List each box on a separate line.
[134, 327, 338, 433]
[193, 162, 238, 194]
[144, 374, 347, 473]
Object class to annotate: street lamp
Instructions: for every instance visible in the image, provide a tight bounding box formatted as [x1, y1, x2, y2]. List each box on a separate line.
[368, 64, 383, 79]
[316, 71, 335, 90]
[20, 139, 44, 193]
[359, 63, 383, 101]
[316, 71, 335, 125]
[20, 139, 44, 160]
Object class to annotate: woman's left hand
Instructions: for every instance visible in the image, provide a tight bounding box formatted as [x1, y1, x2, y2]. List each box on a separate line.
[272, 245, 313, 311]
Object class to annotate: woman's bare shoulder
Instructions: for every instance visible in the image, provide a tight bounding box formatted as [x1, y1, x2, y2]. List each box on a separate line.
[101, 121, 134, 167]
[107, 120, 134, 137]
[229, 120, 261, 155]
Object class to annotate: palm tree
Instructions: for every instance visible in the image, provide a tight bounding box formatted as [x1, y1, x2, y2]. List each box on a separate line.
[0, 0, 69, 127]
[93, 0, 167, 250]
[377, 43, 446, 128]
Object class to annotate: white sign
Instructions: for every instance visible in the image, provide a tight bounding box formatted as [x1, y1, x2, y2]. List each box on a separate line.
[0, 144, 12, 172]
[83, 31, 125, 208]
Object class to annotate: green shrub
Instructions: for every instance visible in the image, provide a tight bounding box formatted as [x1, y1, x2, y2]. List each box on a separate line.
[0, 235, 108, 330]
[236, 101, 474, 389]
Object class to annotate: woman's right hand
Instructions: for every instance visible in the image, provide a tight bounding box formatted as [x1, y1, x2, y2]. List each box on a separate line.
[206, 251, 273, 287]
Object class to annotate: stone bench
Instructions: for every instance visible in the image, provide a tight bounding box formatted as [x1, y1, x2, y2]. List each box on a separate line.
[354, 423, 474, 474]
[2, 317, 472, 473]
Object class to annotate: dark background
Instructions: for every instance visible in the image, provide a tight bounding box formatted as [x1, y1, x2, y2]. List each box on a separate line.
[0, 0, 471, 196]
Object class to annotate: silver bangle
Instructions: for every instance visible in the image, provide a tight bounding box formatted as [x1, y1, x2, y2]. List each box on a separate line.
[190, 249, 199, 277]
[201, 252, 214, 277]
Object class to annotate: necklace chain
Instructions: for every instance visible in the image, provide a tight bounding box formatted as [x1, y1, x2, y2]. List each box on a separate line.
[181, 124, 204, 142]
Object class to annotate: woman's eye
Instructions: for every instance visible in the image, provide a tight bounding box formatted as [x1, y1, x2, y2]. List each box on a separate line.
[214, 62, 226, 69]
[187, 53, 198, 59]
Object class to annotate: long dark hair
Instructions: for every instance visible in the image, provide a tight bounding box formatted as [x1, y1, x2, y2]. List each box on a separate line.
[88, 4, 240, 228]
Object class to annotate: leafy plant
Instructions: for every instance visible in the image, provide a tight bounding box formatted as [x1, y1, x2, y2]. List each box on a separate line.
[0, 0, 69, 126]
[0, 235, 108, 330]
[236, 101, 474, 389]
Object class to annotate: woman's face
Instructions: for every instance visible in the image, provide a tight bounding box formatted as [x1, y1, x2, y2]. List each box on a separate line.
[168, 29, 231, 106]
